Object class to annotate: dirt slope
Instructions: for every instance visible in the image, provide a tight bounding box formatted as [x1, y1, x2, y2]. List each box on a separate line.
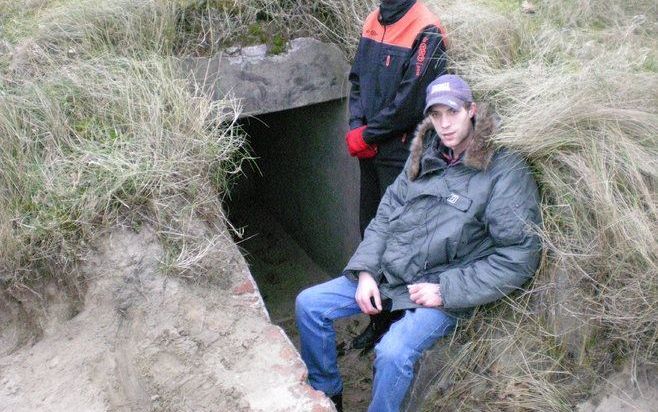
[0, 226, 332, 412]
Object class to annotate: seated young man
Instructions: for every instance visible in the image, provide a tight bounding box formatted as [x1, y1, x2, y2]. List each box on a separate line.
[295, 74, 542, 412]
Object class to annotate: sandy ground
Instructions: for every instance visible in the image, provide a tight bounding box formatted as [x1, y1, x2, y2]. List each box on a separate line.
[0, 223, 332, 412]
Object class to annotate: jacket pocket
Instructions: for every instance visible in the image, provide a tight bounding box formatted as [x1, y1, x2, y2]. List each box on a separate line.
[380, 49, 408, 69]
[378, 49, 408, 97]
[444, 192, 472, 212]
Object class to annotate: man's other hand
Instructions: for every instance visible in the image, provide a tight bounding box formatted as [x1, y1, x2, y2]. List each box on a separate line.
[408, 283, 443, 307]
[355, 271, 382, 315]
[345, 126, 378, 158]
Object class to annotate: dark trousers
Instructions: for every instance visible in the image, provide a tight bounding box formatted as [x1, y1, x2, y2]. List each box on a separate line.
[359, 159, 404, 237]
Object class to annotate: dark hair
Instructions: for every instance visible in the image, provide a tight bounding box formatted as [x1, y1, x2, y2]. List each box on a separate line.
[467, 102, 476, 126]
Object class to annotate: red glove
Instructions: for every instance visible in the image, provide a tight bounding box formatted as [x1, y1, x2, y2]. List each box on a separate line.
[345, 126, 377, 159]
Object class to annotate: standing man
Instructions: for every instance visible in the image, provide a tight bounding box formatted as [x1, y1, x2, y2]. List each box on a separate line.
[345, 0, 450, 351]
[298, 74, 542, 411]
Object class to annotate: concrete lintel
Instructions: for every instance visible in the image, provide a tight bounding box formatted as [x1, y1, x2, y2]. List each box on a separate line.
[183, 38, 351, 116]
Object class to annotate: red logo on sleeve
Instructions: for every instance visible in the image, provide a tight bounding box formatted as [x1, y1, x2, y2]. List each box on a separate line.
[415, 37, 429, 76]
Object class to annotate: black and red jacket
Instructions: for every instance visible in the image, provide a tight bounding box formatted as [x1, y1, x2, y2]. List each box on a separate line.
[348, 1, 448, 164]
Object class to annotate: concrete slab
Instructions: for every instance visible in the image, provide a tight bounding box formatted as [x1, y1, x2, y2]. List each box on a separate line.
[183, 38, 351, 116]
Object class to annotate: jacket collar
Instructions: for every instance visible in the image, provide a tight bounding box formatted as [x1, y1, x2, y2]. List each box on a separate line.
[379, 0, 416, 25]
[408, 104, 498, 181]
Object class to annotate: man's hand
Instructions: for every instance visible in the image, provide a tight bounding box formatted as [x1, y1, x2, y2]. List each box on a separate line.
[408, 283, 443, 307]
[355, 271, 382, 315]
[345, 126, 378, 159]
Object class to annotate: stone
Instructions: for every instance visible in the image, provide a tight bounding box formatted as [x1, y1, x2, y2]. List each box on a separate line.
[521, 1, 536, 14]
[182, 37, 351, 116]
[241, 44, 267, 59]
[225, 46, 240, 56]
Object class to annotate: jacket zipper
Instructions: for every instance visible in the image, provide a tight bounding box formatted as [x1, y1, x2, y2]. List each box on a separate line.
[381, 25, 389, 66]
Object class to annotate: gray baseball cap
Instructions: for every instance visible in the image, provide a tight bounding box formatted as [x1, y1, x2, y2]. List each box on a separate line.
[424, 74, 473, 115]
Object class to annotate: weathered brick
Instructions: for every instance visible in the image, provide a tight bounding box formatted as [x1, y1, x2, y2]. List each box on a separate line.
[232, 280, 255, 295]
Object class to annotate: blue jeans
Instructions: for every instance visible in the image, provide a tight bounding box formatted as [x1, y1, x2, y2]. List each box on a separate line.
[295, 276, 456, 412]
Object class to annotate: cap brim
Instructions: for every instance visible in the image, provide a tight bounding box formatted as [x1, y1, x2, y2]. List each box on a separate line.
[424, 96, 466, 115]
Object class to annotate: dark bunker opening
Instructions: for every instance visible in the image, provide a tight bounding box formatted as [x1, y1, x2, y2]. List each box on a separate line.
[226, 98, 361, 324]
[225, 99, 378, 409]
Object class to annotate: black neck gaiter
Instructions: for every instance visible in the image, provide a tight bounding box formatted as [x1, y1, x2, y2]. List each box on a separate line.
[379, 0, 417, 25]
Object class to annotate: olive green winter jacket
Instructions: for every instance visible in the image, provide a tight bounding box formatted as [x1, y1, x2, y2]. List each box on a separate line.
[344, 105, 542, 318]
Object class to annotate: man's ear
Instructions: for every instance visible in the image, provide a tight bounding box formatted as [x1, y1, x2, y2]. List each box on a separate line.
[468, 102, 477, 118]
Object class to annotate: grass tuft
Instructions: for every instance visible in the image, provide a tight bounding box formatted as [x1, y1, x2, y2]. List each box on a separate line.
[0, 0, 249, 296]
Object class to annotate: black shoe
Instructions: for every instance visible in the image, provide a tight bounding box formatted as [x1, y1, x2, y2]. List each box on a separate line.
[330, 393, 343, 412]
[351, 316, 379, 350]
[351, 311, 403, 351]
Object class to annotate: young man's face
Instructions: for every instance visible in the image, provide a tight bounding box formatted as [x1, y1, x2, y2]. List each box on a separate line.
[427, 103, 476, 155]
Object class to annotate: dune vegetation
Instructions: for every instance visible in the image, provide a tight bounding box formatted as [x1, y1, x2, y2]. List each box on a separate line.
[423, 1, 656, 410]
[0, 0, 251, 302]
[1, 0, 656, 410]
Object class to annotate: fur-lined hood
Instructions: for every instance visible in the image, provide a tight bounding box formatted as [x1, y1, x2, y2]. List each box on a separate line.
[408, 104, 498, 181]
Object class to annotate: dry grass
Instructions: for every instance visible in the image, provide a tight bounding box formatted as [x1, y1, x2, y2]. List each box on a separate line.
[285, 0, 377, 59]
[0, 0, 249, 295]
[172, 0, 375, 59]
[418, 0, 657, 410]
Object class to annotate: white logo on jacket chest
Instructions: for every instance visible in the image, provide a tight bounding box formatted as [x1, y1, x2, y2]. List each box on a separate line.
[446, 193, 459, 205]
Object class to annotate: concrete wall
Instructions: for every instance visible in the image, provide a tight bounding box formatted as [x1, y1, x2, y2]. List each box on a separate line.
[183, 38, 350, 116]
[238, 99, 361, 274]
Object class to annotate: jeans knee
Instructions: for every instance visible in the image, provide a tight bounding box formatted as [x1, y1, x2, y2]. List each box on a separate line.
[376, 338, 407, 364]
[295, 288, 310, 315]
[375, 337, 417, 375]
[295, 287, 320, 320]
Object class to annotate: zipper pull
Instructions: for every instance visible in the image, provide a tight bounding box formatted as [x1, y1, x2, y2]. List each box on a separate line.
[385, 54, 391, 67]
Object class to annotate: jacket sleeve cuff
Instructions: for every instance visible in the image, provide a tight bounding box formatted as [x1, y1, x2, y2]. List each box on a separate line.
[342, 269, 382, 283]
[439, 272, 466, 310]
[362, 128, 377, 145]
[350, 119, 365, 130]
[342, 270, 359, 281]
[418, 271, 441, 284]
[439, 276, 453, 309]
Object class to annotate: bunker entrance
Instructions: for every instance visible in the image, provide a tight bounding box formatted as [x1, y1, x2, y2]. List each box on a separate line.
[225, 99, 375, 409]
[226, 98, 361, 324]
